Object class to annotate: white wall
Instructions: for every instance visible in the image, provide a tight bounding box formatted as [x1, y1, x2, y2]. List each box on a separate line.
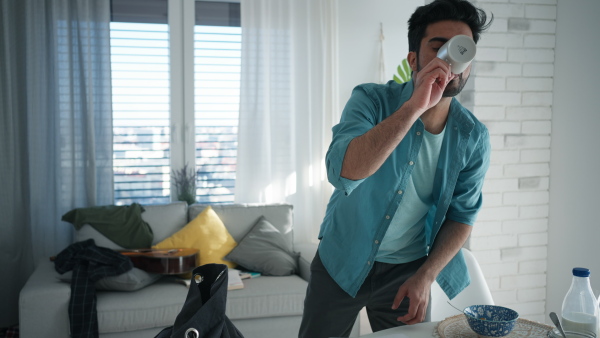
[469, 0, 556, 323]
[337, 0, 423, 105]
[547, 0, 600, 319]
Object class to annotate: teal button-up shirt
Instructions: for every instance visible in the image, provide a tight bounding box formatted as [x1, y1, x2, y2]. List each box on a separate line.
[318, 80, 491, 299]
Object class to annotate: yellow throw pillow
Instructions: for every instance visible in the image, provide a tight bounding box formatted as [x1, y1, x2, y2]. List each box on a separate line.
[152, 206, 237, 272]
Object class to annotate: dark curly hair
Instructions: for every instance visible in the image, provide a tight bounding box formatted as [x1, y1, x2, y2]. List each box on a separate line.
[408, 0, 493, 54]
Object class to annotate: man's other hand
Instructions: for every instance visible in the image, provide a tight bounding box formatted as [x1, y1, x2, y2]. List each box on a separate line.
[391, 271, 434, 325]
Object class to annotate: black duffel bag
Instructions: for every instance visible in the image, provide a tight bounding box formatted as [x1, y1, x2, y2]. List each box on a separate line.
[155, 264, 244, 338]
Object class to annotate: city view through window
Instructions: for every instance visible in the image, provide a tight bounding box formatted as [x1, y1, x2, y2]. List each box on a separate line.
[110, 22, 241, 205]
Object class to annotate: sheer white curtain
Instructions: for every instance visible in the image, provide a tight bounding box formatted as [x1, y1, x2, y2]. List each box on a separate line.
[0, 0, 113, 327]
[236, 0, 339, 244]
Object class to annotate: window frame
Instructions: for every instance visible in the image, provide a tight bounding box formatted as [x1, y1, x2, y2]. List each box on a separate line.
[169, 0, 196, 201]
[110, 0, 241, 205]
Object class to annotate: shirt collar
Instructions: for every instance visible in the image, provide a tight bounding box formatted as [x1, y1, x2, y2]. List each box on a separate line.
[449, 98, 475, 134]
[400, 79, 414, 106]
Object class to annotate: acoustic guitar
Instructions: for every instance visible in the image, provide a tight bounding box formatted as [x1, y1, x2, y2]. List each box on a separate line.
[119, 248, 198, 275]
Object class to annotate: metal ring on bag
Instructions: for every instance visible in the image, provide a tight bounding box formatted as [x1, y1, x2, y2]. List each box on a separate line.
[194, 274, 203, 284]
[185, 328, 199, 338]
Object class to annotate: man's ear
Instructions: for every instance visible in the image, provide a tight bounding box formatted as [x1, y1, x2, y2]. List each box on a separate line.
[407, 51, 417, 72]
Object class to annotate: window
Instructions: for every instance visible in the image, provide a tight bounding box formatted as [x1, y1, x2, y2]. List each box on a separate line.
[110, 0, 241, 205]
[111, 21, 171, 205]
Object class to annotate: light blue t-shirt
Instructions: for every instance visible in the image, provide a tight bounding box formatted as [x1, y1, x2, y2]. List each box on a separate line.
[376, 126, 446, 264]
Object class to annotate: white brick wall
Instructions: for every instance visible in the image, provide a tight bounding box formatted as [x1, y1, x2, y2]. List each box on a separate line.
[470, 0, 555, 323]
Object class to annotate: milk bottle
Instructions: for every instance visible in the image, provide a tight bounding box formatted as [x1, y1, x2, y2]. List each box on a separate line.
[562, 267, 599, 336]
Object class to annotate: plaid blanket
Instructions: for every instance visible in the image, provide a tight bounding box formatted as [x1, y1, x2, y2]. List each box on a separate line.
[54, 239, 133, 338]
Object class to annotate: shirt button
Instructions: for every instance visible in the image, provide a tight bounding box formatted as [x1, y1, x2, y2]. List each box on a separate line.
[367, 261, 371, 265]
[398, 190, 403, 194]
[409, 161, 414, 165]
[385, 215, 390, 219]
[374, 240, 379, 244]
[416, 131, 421, 136]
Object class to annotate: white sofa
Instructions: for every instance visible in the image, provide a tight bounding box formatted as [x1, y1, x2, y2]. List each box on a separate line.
[19, 202, 360, 338]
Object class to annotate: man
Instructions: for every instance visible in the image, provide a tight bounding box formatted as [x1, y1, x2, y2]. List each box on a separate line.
[299, 1, 493, 337]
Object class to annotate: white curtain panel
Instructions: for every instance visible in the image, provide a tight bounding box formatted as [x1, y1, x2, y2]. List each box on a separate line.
[236, 0, 339, 244]
[0, 0, 112, 327]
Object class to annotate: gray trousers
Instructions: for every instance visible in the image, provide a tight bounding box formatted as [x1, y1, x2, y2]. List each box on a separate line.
[298, 250, 430, 338]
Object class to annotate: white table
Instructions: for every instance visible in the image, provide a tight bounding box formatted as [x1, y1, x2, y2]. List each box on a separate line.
[357, 318, 556, 338]
[358, 321, 440, 337]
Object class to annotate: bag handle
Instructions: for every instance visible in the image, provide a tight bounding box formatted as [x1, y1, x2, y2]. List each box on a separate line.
[184, 328, 199, 338]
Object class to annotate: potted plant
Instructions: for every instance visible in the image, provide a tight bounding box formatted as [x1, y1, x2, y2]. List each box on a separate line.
[171, 163, 197, 205]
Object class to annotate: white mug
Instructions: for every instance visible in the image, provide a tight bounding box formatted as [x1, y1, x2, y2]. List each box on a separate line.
[436, 34, 476, 74]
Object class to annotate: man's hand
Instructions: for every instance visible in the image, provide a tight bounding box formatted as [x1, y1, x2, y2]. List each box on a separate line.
[407, 58, 454, 115]
[391, 270, 435, 325]
[391, 221, 472, 325]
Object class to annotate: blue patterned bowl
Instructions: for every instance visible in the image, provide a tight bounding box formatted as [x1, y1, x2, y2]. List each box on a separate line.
[464, 305, 519, 337]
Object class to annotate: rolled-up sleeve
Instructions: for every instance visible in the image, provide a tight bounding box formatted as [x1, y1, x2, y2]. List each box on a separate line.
[325, 86, 378, 195]
[446, 126, 491, 225]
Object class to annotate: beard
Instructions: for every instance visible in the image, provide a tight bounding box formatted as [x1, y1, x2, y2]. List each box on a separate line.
[416, 58, 470, 97]
[442, 73, 468, 97]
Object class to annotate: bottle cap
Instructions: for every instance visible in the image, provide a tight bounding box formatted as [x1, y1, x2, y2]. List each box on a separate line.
[573, 267, 591, 277]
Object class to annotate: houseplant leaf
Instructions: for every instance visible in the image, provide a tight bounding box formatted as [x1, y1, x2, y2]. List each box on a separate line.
[393, 59, 412, 84]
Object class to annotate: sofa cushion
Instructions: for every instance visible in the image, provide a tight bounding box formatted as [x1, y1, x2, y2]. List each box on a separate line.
[74, 225, 125, 250]
[153, 206, 237, 271]
[74, 202, 188, 250]
[58, 268, 162, 292]
[142, 202, 188, 245]
[188, 204, 294, 250]
[226, 275, 307, 320]
[225, 216, 299, 276]
[97, 280, 187, 333]
[95, 275, 307, 333]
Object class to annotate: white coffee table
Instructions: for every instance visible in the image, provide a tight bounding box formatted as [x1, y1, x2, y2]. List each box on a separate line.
[358, 321, 439, 337]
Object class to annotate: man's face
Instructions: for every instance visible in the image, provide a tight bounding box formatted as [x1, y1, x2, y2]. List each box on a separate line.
[411, 20, 474, 97]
